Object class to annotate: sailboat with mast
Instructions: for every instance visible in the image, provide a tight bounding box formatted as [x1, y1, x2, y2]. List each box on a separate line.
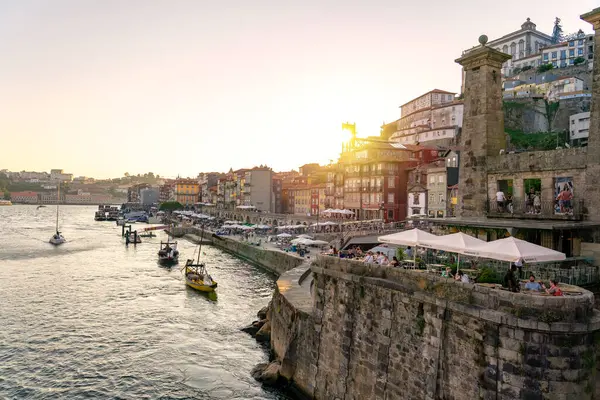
[183, 225, 217, 292]
[49, 182, 66, 245]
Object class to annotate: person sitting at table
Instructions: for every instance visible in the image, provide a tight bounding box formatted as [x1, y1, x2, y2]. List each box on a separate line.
[390, 256, 400, 267]
[524, 274, 543, 291]
[441, 267, 453, 278]
[380, 255, 390, 266]
[376, 251, 385, 265]
[405, 246, 413, 258]
[455, 271, 470, 283]
[503, 265, 520, 292]
[363, 251, 375, 264]
[545, 279, 563, 296]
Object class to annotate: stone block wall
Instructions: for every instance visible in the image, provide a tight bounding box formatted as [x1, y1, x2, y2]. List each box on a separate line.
[271, 255, 600, 400]
[210, 236, 305, 276]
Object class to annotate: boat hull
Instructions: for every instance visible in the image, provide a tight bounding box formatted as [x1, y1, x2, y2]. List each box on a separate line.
[158, 256, 179, 264]
[49, 237, 66, 245]
[185, 278, 218, 292]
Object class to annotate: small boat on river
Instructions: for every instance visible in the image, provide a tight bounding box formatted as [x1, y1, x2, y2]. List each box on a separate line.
[0, 200, 12, 206]
[183, 226, 217, 292]
[184, 260, 217, 292]
[49, 184, 66, 245]
[158, 241, 179, 264]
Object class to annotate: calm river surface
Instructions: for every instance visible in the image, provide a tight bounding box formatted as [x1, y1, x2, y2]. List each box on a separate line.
[0, 205, 289, 399]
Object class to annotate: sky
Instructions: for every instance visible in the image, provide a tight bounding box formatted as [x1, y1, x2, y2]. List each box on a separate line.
[0, 0, 596, 179]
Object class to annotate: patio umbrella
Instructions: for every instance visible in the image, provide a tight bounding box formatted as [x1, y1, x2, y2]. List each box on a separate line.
[378, 229, 437, 268]
[277, 233, 292, 238]
[467, 237, 566, 263]
[420, 232, 487, 273]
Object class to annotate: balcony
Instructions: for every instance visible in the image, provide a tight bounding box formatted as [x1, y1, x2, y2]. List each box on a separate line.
[487, 198, 583, 221]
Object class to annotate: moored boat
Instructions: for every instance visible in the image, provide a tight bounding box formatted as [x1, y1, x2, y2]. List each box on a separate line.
[94, 211, 107, 221]
[184, 260, 217, 292]
[0, 200, 12, 206]
[158, 241, 179, 264]
[182, 226, 217, 292]
[49, 183, 66, 245]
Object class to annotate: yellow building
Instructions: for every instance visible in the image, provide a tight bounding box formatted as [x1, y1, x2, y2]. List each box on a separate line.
[175, 179, 200, 206]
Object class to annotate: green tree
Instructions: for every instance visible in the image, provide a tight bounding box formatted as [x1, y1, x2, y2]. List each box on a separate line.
[537, 63, 554, 73]
[573, 57, 585, 66]
[159, 201, 183, 211]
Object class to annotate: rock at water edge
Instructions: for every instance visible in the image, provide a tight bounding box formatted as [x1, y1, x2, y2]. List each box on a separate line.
[251, 361, 281, 385]
[255, 320, 271, 342]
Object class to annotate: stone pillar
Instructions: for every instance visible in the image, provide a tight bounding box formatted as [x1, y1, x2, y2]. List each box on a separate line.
[455, 37, 511, 218]
[582, 8, 600, 221]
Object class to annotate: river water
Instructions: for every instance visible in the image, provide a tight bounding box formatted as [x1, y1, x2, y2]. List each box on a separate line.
[0, 205, 289, 400]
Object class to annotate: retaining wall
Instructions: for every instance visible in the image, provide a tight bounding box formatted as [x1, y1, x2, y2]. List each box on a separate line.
[270, 255, 600, 400]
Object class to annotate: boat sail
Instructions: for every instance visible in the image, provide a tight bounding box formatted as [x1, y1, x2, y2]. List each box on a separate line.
[183, 226, 217, 292]
[49, 183, 66, 245]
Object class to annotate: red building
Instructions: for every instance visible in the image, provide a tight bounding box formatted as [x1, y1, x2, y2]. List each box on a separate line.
[337, 139, 438, 222]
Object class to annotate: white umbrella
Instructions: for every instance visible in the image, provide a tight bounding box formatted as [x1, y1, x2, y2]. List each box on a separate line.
[467, 237, 566, 263]
[420, 232, 487, 273]
[378, 229, 437, 247]
[298, 234, 313, 239]
[277, 233, 292, 238]
[378, 229, 437, 268]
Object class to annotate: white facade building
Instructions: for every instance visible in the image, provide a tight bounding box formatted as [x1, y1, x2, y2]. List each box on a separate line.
[50, 169, 73, 182]
[390, 95, 463, 145]
[570, 112, 590, 144]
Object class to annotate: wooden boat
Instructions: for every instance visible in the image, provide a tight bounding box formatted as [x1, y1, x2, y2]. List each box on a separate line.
[183, 226, 217, 292]
[184, 260, 217, 292]
[49, 183, 66, 245]
[158, 241, 179, 264]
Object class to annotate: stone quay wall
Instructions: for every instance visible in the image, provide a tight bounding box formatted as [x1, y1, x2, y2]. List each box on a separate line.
[271, 255, 600, 400]
[209, 235, 305, 276]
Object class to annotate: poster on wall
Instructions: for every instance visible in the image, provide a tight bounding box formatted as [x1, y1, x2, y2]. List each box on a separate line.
[554, 177, 574, 215]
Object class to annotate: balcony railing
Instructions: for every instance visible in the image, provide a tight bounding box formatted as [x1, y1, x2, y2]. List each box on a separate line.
[487, 198, 583, 220]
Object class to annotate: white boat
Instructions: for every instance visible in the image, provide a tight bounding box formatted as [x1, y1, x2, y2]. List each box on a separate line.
[49, 183, 66, 245]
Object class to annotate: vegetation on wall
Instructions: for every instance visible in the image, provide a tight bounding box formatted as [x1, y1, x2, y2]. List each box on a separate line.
[573, 57, 585, 66]
[537, 63, 554, 73]
[506, 129, 568, 151]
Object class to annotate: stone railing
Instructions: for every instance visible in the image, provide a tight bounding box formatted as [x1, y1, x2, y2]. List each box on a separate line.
[313, 255, 596, 323]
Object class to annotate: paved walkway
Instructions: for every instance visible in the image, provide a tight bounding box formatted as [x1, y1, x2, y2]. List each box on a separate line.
[277, 260, 313, 314]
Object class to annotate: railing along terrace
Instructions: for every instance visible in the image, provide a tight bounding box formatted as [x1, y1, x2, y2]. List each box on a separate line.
[487, 198, 583, 220]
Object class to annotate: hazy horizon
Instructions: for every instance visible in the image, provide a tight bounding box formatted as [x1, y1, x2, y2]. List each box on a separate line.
[0, 0, 595, 179]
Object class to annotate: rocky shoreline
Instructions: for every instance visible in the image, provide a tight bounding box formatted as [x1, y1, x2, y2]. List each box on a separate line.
[241, 301, 282, 385]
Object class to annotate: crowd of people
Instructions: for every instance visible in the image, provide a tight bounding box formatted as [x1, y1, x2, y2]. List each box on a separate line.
[503, 264, 563, 296]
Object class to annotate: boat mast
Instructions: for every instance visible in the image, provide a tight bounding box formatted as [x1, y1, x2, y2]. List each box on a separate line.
[196, 224, 204, 265]
[55, 182, 60, 232]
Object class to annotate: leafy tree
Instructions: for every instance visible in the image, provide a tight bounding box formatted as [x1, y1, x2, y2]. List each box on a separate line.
[521, 65, 533, 72]
[159, 201, 183, 211]
[513, 67, 522, 75]
[3, 191, 10, 200]
[573, 57, 585, 66]
[537, 64, 553, 73]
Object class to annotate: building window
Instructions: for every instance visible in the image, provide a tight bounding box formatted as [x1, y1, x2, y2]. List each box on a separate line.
[579, 39, 584, 46]
[569, 49, 575, 57]
[438, 193, 444, 203]
[569, 41, 574, 47]
[388, 193, 394, 203]
[438, 175, 444, 184]
[543, 53, 548, 61]
[436, 210, 444, 218]
[388, 177, 395, 189]
[560, 50, 566, 59]
[429, 176, 435, 184]
[578, 48, 584, 56]
[551, 51, 557, 59]
[429, 193, 435, 204]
